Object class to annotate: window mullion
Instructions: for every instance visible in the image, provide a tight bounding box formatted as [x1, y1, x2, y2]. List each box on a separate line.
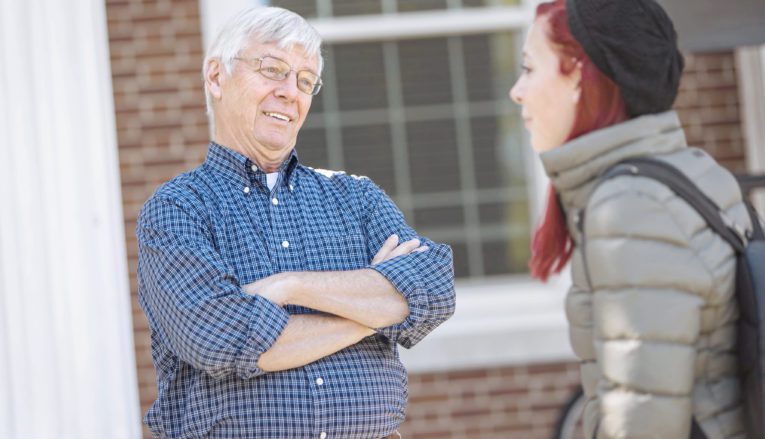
[383, 41, 416, 224]
[447, 35, 484, 277]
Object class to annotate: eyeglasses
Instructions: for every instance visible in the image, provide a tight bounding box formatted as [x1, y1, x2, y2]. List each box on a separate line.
[234, 56, 323, 96]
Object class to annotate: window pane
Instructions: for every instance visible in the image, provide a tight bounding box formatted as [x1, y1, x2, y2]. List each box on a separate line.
[407, 119, 461, 193]
[399, 38, 453, 106]
[449, 242, 470, 278]
[483, 238, 529, 275]
[297, 128, 329, 169]
[342, 125, 396, 195]
[397, 0, 448, 12]
[471, 116, 504, 189]
[413, 206, 465, 229]
[270, 0, 318, 18]
[463, 34, 494, 102]
[463, 0, 522, 7]
[310, 89, 325, 114]
[332, 0, 382, 16]
[334, 43, 388, 110]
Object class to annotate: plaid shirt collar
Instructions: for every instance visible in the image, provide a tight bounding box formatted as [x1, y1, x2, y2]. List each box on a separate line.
[205, 141, 300, 190]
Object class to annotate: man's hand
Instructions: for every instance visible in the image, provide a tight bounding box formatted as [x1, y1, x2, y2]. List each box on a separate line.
[371, 234, 428, 265]
[243, 272, 297, 306]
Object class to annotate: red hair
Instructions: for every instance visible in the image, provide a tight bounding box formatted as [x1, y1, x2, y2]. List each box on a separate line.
[529, 0, 629, 281]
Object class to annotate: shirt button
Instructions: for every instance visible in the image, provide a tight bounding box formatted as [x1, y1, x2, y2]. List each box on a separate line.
[289, 184, 294, 192]
[281, 240, 290, 249]
[315, 377, 324, 386]
[271, 198, 279, 205]
[251, 164, 258, 172]
[320, 433, 327, 439]
[243, 186, 250, 194]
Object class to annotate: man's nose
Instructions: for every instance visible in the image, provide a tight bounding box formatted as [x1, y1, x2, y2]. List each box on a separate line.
[275, 72, 300, 99]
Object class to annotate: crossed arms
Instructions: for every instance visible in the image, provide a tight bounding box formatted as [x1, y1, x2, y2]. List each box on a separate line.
[246, 235, 426, 372]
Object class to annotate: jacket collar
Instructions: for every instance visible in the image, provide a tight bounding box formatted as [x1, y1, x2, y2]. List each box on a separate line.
[539, 111, 687, 218]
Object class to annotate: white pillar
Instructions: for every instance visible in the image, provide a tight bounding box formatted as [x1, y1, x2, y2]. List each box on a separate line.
[0, 0, 141, 437]
[736, 45, 765, 214]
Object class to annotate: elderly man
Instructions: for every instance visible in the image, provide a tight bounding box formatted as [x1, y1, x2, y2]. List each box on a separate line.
[136, 6, 455, 439]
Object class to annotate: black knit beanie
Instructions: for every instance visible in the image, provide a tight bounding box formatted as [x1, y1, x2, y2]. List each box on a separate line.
[565, 0, 685, 117]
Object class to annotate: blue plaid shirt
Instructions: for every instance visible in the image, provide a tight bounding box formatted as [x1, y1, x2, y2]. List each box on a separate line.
[137, 142, 456, 439]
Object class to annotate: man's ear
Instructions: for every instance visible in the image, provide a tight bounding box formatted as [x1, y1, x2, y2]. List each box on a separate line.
[204, 58, 225, 100]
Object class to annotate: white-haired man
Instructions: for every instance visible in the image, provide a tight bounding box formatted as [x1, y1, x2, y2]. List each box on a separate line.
[136, 7, 455, 439]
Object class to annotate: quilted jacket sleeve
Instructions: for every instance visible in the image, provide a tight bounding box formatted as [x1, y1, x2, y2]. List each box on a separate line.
[583, 175, 712, 439]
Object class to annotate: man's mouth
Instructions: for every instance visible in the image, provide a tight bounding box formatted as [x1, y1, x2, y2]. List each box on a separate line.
[264, 111, 292, 122]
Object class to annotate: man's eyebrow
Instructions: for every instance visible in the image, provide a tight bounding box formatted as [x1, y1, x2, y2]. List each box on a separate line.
[262, 52, 319, 75]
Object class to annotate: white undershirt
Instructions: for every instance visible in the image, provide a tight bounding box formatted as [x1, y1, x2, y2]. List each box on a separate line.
[266, 172, 279, 191]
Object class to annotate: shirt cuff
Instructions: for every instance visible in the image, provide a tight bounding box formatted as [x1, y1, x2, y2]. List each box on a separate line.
[369, 254, 429, 347]
[234, 295, 291, 379]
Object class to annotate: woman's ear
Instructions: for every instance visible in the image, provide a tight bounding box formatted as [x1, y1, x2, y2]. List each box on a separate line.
[571, 59, 583, 104]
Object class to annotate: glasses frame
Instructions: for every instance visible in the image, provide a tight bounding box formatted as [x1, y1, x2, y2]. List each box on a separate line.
[233, 55, 323, 96]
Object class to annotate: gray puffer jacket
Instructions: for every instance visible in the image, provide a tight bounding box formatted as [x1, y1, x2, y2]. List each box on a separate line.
[540, 111, 752, 439]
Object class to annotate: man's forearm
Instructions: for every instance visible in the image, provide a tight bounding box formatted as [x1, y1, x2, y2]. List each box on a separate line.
[257, 313, 374, 372]
[287, 269, 410, 329]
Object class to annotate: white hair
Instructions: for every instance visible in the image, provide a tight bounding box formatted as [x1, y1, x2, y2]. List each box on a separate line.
[202, 6, 324, 119]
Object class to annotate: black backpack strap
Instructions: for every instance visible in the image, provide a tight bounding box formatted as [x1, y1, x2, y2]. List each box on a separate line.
[602, 157, 747, 253]
[745, 202, 765, 240]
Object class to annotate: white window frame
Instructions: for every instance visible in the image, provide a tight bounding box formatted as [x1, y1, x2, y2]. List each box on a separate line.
[199, 0, 574, 372]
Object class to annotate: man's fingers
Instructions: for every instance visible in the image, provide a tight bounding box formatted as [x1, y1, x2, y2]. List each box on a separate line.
[372, 234, 399, 264]
[385, 238, 421, 260]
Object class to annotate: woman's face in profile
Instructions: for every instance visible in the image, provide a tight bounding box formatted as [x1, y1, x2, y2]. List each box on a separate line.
[509, 18, 581, 153]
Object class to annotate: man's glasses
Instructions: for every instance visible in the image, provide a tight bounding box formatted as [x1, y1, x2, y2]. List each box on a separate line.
[234, 56, 323, 96]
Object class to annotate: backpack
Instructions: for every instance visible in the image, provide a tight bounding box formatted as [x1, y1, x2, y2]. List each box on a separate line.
[588, 156, 765, 439]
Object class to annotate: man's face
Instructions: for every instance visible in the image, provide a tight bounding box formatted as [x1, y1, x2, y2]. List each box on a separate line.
[217, 42, 318, 159]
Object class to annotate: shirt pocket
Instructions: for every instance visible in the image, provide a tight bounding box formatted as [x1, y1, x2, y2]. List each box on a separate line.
[303, 233, 369, 271]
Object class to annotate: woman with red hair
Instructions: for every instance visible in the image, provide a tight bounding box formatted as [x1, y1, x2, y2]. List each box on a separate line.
[510, 1, 755, 437]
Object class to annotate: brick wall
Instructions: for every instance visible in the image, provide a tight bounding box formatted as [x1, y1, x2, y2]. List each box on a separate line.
[675, 52, 746, 171]
[106, 0, 208, 436]
[104, 2, 747, 435]
[401, 363, 582, 439]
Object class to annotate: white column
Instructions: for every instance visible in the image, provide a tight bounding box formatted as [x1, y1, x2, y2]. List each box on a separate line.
[0, 0, 140, 438]
[736, 45, 765, 213]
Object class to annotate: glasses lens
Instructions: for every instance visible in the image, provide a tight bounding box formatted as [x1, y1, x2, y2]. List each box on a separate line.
[296, 71, 322, 95]
[258, 57, 290, 80]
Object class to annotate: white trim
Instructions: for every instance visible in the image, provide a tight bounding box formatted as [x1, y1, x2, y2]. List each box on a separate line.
[308, 6, 534, 43]
[400, 271, 574, 373]
[736, 45, 765, 213]
[0, 0, 140, 437]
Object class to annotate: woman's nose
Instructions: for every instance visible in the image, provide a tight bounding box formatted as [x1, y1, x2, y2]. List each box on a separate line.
[509, 80, 522, 104]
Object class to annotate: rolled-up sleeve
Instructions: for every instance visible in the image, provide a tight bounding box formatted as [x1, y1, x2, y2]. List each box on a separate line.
[360, 180, 456, 348]
[137, 196, 290, 379]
